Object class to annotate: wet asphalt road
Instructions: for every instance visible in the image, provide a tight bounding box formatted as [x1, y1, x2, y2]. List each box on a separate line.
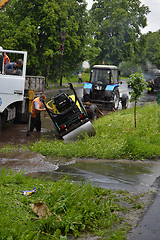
[127, 177, 160, 240]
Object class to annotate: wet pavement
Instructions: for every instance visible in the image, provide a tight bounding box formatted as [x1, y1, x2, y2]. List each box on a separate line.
[127, 177, 160, 240]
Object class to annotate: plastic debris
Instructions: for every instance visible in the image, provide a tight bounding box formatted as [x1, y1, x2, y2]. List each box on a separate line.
[23, 187, 36, 196]
[30, 202, 51, 219]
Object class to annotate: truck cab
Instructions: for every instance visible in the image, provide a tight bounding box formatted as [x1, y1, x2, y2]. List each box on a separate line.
[0, 48, 45, 132]
[0, 49, 27, 129]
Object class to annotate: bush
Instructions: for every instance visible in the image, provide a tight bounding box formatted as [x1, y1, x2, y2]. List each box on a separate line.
[84, 68, 90, 73]
[119, 61, 143, 77]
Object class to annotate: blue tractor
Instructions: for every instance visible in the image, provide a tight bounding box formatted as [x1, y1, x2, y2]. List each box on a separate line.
[82, 65, 128, 119]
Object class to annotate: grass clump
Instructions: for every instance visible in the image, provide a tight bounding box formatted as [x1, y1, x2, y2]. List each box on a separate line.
[48, 73, 90, 85]
[0, 167, 145, 239]
[0, 145, 18, 152]
[28, 103, 160, 160]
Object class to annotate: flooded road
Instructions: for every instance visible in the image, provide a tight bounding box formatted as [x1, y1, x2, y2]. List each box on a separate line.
[0, 119, 54, 146]
[0, 81, 159, 193]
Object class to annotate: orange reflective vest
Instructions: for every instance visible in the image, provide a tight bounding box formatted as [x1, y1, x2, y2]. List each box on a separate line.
[31, 97, 43, 118]
[4, 55, 10, 66]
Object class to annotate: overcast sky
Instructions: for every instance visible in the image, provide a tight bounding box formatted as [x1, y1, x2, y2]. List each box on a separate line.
[86, 0, 160, 34]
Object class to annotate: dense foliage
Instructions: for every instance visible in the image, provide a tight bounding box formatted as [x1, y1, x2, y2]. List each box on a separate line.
[0, 0, 159, 81]
[89, 0, 150, 66]
[118, 30, 160, 77]
[145, 30, 160, 69]
[0, 0, 90, 79]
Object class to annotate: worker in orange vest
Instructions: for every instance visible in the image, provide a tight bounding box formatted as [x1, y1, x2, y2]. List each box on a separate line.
[30, 93, 46, 132]
[4, 52, 10, 66]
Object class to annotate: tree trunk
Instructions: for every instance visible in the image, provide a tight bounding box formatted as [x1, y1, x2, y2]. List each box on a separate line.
[59, 54, 63, 86]
[134, 101, 137, 128]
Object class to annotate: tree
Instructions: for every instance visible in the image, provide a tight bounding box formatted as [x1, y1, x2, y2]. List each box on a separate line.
[127, 72, 147, 128]
[118, 61, 143, 77]
[145, 30, 160, 69]
[0, 0, 90, 82]
[89, 0, 150, 65]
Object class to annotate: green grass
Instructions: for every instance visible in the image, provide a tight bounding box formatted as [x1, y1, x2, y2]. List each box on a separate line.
[63, 72, 90, 83]
[47, 73, 90, 86]
[28, 103, 160, 160]
[0, 168, 146, 239]
[46, 73, 127, 87]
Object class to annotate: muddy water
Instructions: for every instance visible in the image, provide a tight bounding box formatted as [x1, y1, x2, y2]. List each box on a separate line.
[27, 158, 160, 193]
[0, 151, 58, 174]
[0, 83, 159, 193]
[0, 118, 54, 146]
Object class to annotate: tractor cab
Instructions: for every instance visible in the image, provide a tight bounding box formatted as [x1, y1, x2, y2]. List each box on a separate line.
[90, 65, 119, 85]
[83, 65, 121, 110]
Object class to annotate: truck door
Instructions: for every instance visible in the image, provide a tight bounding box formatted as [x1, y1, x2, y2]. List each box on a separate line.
[0, 50, 27, 113]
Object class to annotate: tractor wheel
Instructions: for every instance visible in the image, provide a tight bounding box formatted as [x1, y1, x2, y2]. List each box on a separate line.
[121, 93, 129, 109]
[83, 94, 90, 102]
[112, 89, 120, 110]
[88, 104, 98, 120]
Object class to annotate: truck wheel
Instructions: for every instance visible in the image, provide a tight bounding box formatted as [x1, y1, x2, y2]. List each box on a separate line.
[14, 100, 29, 123]
[121, 93, 129, 109]
[112, 89, 120, 110]
[88, 104, 98, 120]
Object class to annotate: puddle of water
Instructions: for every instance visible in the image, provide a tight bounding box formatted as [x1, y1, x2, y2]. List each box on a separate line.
[27, 158, 160, 193]
[0, 151, 58, 174]
[0, 118, 55, 146]
[75, 159, 160, 191]
[69, 159, 159, 191]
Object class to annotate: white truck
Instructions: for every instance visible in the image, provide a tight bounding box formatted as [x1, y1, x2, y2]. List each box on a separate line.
[0, 48, 45, 132]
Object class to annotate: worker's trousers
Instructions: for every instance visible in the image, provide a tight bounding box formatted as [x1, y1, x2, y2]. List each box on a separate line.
[30, 113, 41, 132]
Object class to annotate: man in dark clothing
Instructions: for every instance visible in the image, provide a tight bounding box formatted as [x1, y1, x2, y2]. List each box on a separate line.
[4, 59, 23, 75]
[30, 94, 46, 132]
[78, 72, 83, 83]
